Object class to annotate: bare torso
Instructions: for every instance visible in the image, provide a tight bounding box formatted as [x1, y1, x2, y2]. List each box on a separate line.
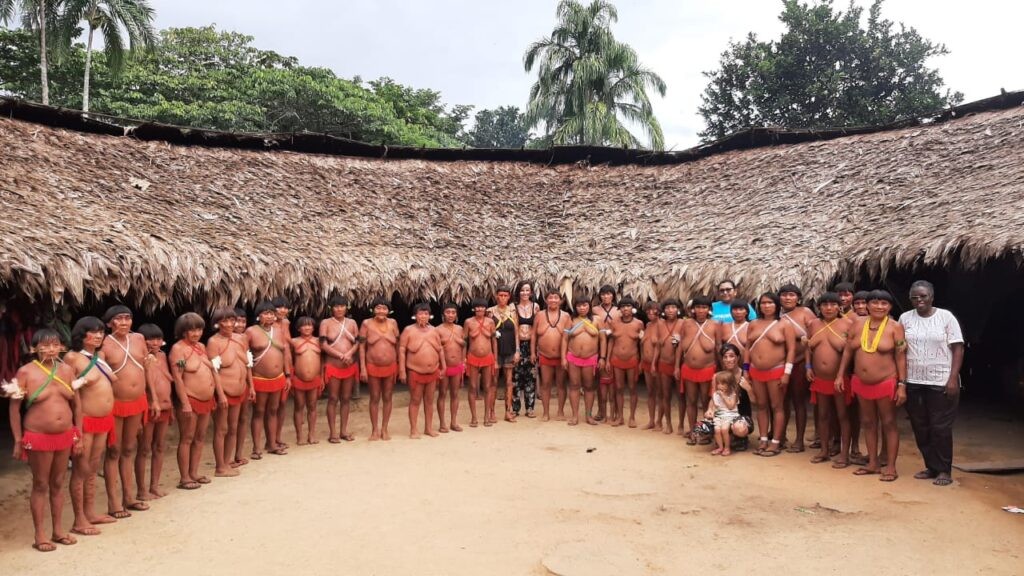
[246, 325, 287, 378]
[16, 361, 76, 434]
[747, 319, 791, 370]
[400, 325, 443, 374]
[438, 323, 466, 368]
[362, 319, 399, 366]
[207, 333, 249, 396]
[171, 342, 216, 401]
[291, 336, 322, 381]
[101, 333, 147, 402]
[64, 350, 115, 418]
[808, 317, 851, 380]
[535, 309, 568, 359]
[320, 317, 358, 368]
[680, 318, 718, 369]
[465, 317, 496, 357]
[610, 317, 642, 361]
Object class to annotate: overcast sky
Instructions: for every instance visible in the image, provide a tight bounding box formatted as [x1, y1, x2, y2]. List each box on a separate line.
[148, 0, 1024, 149]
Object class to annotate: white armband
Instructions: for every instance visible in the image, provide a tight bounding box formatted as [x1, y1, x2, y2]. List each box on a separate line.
[71, 378, 87, 390]
[246, 351, 254, 368]
[2, 378, 24, 399]
[211, 356, 222, 372]
[783, 363, 794, 375]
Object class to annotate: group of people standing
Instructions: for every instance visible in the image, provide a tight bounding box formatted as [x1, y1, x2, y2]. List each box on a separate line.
[4, 279, 964, 552]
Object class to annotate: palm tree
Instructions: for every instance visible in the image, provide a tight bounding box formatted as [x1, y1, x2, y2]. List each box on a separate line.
[58, 0, 155, 112]
[1, 0, 61, 105]
[524, 0, 666, 149]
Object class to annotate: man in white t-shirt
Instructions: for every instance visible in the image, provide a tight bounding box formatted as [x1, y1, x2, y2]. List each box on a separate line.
[899, 280, 965, 487]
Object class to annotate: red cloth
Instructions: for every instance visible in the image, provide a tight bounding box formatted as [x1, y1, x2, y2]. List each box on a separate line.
[610, 357, 639, 371]
[851, 375, 897, 401]
[83, 413, 116, 447]
[152, 408, 173, 424]
[113, 394, 149, 424]
[466, 354, 495, 368]
[292, 375, 321, 391]
[680, 364, 716, 383]
[810, 376, 854, 405]
[538, 355, 561, 367]
[366, 362, 397, 378]
[225, 394, 244, 406]
[188, 395, 217, 415]
[19, 428, 79, 461]
[640, 360, 654, 373]
[444, 363, 466, 377]
[407, 370, 440, 387]
[657, 361, 675, 376]
[749, 365, 785, 382]
[253, 374, 286, 393]
[325, 363, 358, 381]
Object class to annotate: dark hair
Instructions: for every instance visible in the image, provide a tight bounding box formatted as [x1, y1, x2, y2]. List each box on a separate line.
[442, 302, 458, 312]
[271, 297, 290, 308]
[370, 297, 390, 310]
[778, 283, 802, 297]
[103, 305, 132, 323]
[495, 285, 512, 295]
[544, 288, 561, 298]
[413, 303, 431, 314]
[598, 284, 616, 297]
[719, 342, 742, 358]
[32, 328, 63, 348]
[233, 307, 246, 318]
[909, 280, 935, 296]
[470, 298, 488, 309]
[618, 297, 637, 309]
[254, 301, 276, 316]
[137, 323, 164, 341]
[514, 280, 535, 301]
[691, 295, 713, 308]
[852, 290, 870, 303]
[757, 292, 781, 319]
[71, 316, 106, 350]
[644, 300, 660, 311]
[729, 299, 749, 311]
[834, 282, 855, 293]
[211, 306, 236, 327]
[174, 312, 206, 340]
[329, 296, 350, 308]
[717, 279, 736, 290]
[572, 296, 592, 318]
[294, 316, 316, 329]
[867, 289, 896, 307]
[817, 292, 841, 306]
[662, 298, 681, 309]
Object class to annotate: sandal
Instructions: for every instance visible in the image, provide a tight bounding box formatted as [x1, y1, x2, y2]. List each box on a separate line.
[933, 476, 954, 486]
[126, 501, 150, 511]
[52, 534, 77, 546]
[71, 526, 101, 536]
[340, 434, 355, 442]
[853, 467, 880, 476]
[250, 452, 263, 460]
[914, 469, 938, 480]
[109, 509, 132, 519]
[880, 472, 899, 482]
[195, 476, 212, 484]
[786, 442, 806, 453]
[176, 481, 201, 490]
[32, 541, 56, 552]
[831, 460, 850, 469]
[328, 437, 342, 444]
[268, 448, 288, 456]
[810, 454, 830, 464]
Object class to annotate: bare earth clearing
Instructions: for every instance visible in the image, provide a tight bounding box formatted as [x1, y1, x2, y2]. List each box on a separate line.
[1, 391, 1021, 575]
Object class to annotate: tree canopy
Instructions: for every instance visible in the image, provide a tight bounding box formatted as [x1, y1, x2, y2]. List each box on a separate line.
[0, 25, 471, 146]
[524, 0, 666, 150]
[698, 0, 963, 141]
[465, 106, 532, 148]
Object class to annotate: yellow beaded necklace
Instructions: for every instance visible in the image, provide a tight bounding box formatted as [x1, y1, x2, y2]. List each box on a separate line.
[860, 316, 888, 353]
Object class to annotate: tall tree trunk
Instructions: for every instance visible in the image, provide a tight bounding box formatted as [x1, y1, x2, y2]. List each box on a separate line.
[38, 3, 49, 105]
[83, 26, 95, 112]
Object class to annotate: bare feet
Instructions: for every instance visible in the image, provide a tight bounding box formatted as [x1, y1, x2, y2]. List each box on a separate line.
[541, 414, 550, 422]
[610, 419, 622, 427]
[654, 422, 663, 431]
[410, 432, 422, 439]
[629, 418, 637, 428]
[231, 458, 249, 467]
[369, 431, 382, 441]
[425, 429, 439, 438]
[585, 416, 598, 425]
[148, 487, 168, 498]
[469, 420, 479, 428]
[308, 437, 320, 445]
[505, 414, 517, 423]
[88, 514, 116, 525]
[381, 430, 391, 441]
[297, 440, 309, 446]
[71, 524, 101, 536]
[450, 423, 463, 432]
[483, 420, 493, 427]
[567, 417, 579, 426]
[663, 425, 674, 435]
[439, 426, 450, 433]
[555, 413, 567, 421]
[643, 421, 655, 430]
[721, 449, 732, 456]
[215, 468, 240, 477]
[711, 448, 723, 455]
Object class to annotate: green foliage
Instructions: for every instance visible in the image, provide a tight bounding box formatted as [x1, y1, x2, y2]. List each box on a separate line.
[524, 0, 666, 150]
[465, 106, 531, 148]
[0, 24, 471, 146]
[698, 0, 963, 141]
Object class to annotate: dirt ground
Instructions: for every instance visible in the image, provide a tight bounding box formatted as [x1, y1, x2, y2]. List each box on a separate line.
[1, 389, 1022, 575]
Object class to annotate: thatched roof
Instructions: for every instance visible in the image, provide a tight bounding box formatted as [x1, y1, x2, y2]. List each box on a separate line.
[1, 92, 1023, 311]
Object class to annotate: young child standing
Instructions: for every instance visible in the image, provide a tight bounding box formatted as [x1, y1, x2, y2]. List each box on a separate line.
[706, 371, 740, 456]
[136, 324, 175, 498]
[290, 317, 322, 445]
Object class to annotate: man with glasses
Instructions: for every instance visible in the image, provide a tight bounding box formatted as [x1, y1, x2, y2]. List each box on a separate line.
[711, 280, 756, 324]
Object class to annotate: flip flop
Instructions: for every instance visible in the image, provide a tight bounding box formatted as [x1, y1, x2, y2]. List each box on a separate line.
[785, 443, 806, 453]
[176, 481, 201, 490]
[341, 434, 355, 442]
[328, 437, 342, 444]
[880, 473, 899, 482]
[914, 469, 938, 480]
[250, 452, 263, 460]
[109, 510, 132, 519]
[810, 455, 830, 464]
[32, 542, 56, 552]
[126, 501, 150, 511]
[759, 449, 782, 457]
[933, 477, 954, 486]
[853, 467, 880, 476]
[70, 526, 101, 536]
[195, 476, 212, 484]
[52, 534, 76, 546]
[831, 460, 850, 469]
[268, 448, 288, 455]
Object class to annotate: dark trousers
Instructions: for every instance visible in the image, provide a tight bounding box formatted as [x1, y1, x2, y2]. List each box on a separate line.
[905, 383, 959, 474]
